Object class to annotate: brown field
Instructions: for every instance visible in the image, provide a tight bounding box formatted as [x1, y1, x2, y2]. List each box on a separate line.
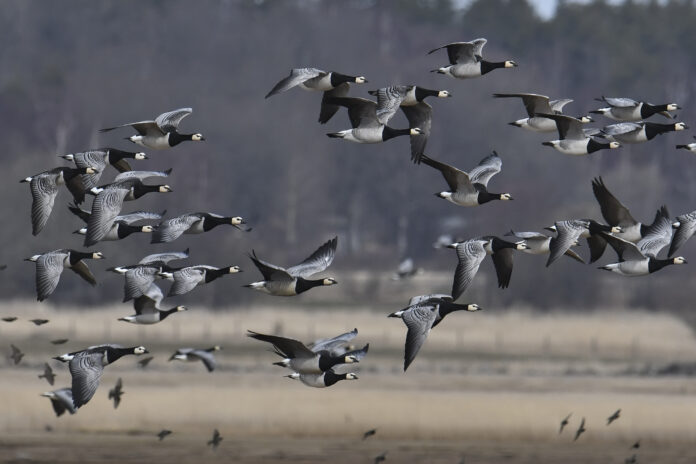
[1, 301, 696, 463]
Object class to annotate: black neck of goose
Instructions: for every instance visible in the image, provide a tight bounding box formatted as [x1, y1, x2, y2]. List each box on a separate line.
[648, 258, 674, 273]
[318, 354, 344, 371]
[159, 307, 179, 320]
[490, 237, 516, 252]
[133, 184, 163, 199]
[107, 148, 137, 162]
[330, 72, 356, 86]
[203, 215, 230, 231]
[477, 189, 502, 205]
[117, 223, 143, 239]
[323, 370, 347, 387]
[68, 251, 93, 264]
[382, 126, 411, 141]
[588, 220, 611, 235]
[106, 347, 138, 364]
[63, 167, 85, 181]
[481, 60, 506, 75]
[644, 123, 673, 140]
[587, 138, 611, 153]
[204, 267, 229, 283]
[295, 278, 326, 294]
[414, 87, 439, 101]
[168, 132, 192, 147]
[641, 103, 669, 118]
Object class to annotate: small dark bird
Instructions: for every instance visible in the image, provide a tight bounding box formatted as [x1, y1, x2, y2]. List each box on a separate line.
[607, 409, 621, 425]
[574, 417, 586, 441]
[458, 457, 466, 464]
[9, 344, 24, 364]
[625, 454, 638, 464]
[50, 339, 69, 345]
[363, 428, 377, 440]
[0, 264, 7, 270]
[207, 429, 222, 449]
[559, 412, 572, 434]
[1, 317, 17, 322]
[38, 363, 55, 385]
[30, 319, 50, 326]
[157, 429, 172, 441]
[108, 378, 124, 409]
[374, 451, 387, 463]
[138, 356, 154, 368]
[630, 440, 640, 449]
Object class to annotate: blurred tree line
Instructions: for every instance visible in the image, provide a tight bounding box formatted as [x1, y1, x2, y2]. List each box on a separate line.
[2, 0, 696, 322]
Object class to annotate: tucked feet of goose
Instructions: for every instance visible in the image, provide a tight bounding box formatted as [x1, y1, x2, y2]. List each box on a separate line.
[25, 249, 104, 301]
[247, 330, 359, 374]
[285, 370, 359, 388]
[428, 38, 517, 79]
[169, 346, 220, 372]
[421, 152, 512, 207]
[245, 236, 338, 296]
[389, 294, 481, 371]
[99, 108, 204, 150]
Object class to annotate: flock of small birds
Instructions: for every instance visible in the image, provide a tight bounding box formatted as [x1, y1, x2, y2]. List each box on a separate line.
[4, 36, 693, 461]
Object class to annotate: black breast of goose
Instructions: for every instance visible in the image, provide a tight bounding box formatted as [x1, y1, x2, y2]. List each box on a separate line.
[99, 108, 204, 150]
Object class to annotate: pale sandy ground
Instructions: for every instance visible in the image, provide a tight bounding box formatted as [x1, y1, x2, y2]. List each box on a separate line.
[1, 302, 696, 463]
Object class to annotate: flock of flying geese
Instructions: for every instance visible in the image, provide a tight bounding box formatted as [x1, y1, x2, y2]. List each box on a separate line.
[7, 37, 694, 456]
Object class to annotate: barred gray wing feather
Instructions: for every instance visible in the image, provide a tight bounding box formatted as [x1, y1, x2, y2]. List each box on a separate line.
[248, 251, 292, 281]
[343, 343, 369, 361]
[549, 98, 573, 113]
[602, 122, 642, 136]
[70, 260, 97, 286]
[402, 305, 438, 371]
[69, 352, 105, 408]
[36, 251, 68, 301]
[401, 102, 431, 164]
[451, 241, 487, 300]
[72, 150, 108, 190]
[468, 152, 502, 187]
[30, 175, 59, 236]
[309, 328, 358, 352]
[114, 169, 171, 182]
[408, 294, 451, 306]
[190, 350, 217, 372]
[669, 212, 696, 256]
[374, 86, 409, 125]
[124, 266, 161, 302]
[99, 120, 161, 136]
[536, 113, 585, 140]
[139, 249, 189, 265]
[637, 209, 672, 258]
[85, 188, 129, 246]
[168, 268, 205, 296]
[286, 236, 338, 278]
[246, 331, 316, 359]
[151, 214, 202, 243]
[600, 97, 638, 108]
[53, 388, 77, 415]
[155, 108, 192, 133]
[265, 68, 325, 98]
[115, 211, 164, 225]
[547, 220, 589, 266]
[419, 155, 473, 194]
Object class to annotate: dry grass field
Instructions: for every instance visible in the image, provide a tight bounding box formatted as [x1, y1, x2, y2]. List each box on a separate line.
[1, 301, 696, 463]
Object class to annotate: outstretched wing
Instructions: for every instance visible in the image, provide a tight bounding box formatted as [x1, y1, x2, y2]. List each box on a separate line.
[155, 108, 192, 133]
[401, 102, 431, 164]
[286, 237, 338, 278]
[468, 151, 502, 187]
[401, 306, 437, 371]
[265, 68, 325, 98]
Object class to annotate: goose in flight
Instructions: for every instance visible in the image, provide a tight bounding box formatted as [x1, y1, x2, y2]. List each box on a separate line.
[429, 38, 517, 79]
[41, 388, 77, 417]
[591, 96, 679, 121]
[169, 346, 220, 372]
[545, 219, 621, 266]
[69, 203, 162, 242]
[159, 264, 242, 296]
[598, 121, 687, 144]
[367, 85, 451, 163]
[265, 68, 367, 124]
[669, 210, 696, 256]
[99, 108, 204, 149]
[285, 370, 359, 388]
[151, 212, 250, 243]
[245, 237, 338, 296]
[108, 249, 190, 302]
[505, 230, 584, 263]
[118, 283, 187, 324]
[247, 330, 358, 374]
[59, 148, 147, 190]
[25, 249, 104, 301]
[421, 152, 512, 207]
[84, 170, 172, 246]
[493, 93, 592, 132]
[539, 113, 620, 155]
[389, 294, 481, 371]
[325, 96, 423, 144]
[21, 167, 96, 235]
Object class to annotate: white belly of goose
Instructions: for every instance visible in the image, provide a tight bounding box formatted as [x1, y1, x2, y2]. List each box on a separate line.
[606, 260, 649, 276]
[131, 133, 170, 150]
[348, 128, 385, 144]
[185, 219, 206, 234]
[550, 139, 591, 156]
[522, 117, 557, 132]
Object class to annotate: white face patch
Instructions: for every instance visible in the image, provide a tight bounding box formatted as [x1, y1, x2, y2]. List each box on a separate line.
[667, 103, 679, 111]
[410, 128, 423, 135]
[609, 142, 621, 149]
[501, 193, 513, 200]
[159, 185, 172, 193]
[134, 346, 148, 354]
[231, 217, 244, 225]
[438, 90, 451, 98]
[192, 133, 204, 141]
[142, 226, 154, 233]
[135, 153, 147, 160]
[228, 266, 241, 273]
[346, 373, 359, 380]
[674, 257, 687, 264]
[323, 278, 337, 286]
[505, 60, 517, 68]
[177, 306, 187, 312]
[675, 123, 687, 131]
[92, 252, 104, 259]
[611, 226, 622, 233]
[355, 76, 367, 84]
